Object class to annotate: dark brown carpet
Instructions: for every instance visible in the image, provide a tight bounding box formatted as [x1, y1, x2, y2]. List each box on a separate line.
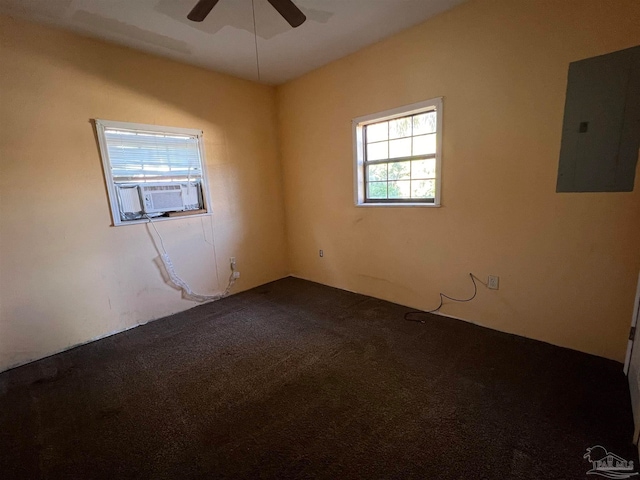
[0, 277, 636, 479]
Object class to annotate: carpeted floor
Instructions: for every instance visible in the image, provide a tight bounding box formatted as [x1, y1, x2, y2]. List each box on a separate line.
[0, 277, 636, 479]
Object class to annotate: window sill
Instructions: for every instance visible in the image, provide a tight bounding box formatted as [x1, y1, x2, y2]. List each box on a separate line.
[112, 211, 211, 227]
[355, 202, 441, 208]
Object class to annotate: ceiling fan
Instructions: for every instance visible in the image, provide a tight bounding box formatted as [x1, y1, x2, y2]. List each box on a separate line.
[187, 0, 307, 28]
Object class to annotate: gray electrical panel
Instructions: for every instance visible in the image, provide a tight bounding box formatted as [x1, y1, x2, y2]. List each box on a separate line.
[556, 45, 640, 193]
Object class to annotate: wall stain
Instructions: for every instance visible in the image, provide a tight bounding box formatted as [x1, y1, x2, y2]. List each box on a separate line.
[358, 274, 392, 284]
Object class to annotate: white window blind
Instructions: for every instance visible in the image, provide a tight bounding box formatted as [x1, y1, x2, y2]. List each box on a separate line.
[104, 128, 203, 183]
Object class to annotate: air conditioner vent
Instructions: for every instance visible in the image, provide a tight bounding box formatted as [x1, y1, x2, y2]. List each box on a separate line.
[144, 185, 181, 192]
[140, 182, 202, 214]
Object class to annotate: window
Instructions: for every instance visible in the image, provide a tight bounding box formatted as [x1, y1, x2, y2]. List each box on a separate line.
[353, 98, 442, 206]
[95, 120, 210, 226]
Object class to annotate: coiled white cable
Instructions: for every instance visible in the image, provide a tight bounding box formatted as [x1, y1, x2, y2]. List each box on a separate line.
[146, 215, 236, 302]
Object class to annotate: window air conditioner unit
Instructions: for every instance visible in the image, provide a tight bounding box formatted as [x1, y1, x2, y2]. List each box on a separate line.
[139, 182, 201, 214]
[115, 182, 202, 220]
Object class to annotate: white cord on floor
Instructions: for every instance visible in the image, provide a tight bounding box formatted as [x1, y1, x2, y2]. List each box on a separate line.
[145, 215, 236, 302]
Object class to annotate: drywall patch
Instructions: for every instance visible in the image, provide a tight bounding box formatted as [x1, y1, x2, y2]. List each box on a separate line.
[72, 10, 192, 55]
[0, 0, 72, 20]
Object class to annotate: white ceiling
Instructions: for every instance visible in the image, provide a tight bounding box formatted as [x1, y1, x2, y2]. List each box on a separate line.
[0, 0, 467, 85]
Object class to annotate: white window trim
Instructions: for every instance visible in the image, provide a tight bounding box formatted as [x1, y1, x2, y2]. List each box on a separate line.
[94, 119, 212, 226]
[352, 97, 443, 207]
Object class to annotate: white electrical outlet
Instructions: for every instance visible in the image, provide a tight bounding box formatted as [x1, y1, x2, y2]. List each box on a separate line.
[230, 257, 236, 266]
[488, 275, 499, 290]
[319, 250, 324, 257]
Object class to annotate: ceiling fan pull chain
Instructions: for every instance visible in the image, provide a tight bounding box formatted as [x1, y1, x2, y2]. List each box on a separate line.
[251, 0, 261, 82]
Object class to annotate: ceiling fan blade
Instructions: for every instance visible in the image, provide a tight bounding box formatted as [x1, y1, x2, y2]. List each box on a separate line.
[267, 0, 306, 28]
[187, 0, 220, 22]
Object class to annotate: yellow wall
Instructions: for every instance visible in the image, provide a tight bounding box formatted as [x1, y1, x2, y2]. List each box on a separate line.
[0, 15, 288, 371]
[2, 0, 640, 371]
[277, 0, 640, 361]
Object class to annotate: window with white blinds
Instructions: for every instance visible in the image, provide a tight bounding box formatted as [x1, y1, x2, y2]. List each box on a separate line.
[105, 129, 203, 183]
[95, 120, 210, 226]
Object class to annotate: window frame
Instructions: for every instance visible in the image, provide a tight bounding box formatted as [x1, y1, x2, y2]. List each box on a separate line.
[94, 119, 212, 226]
[352, 98, 443, 207]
